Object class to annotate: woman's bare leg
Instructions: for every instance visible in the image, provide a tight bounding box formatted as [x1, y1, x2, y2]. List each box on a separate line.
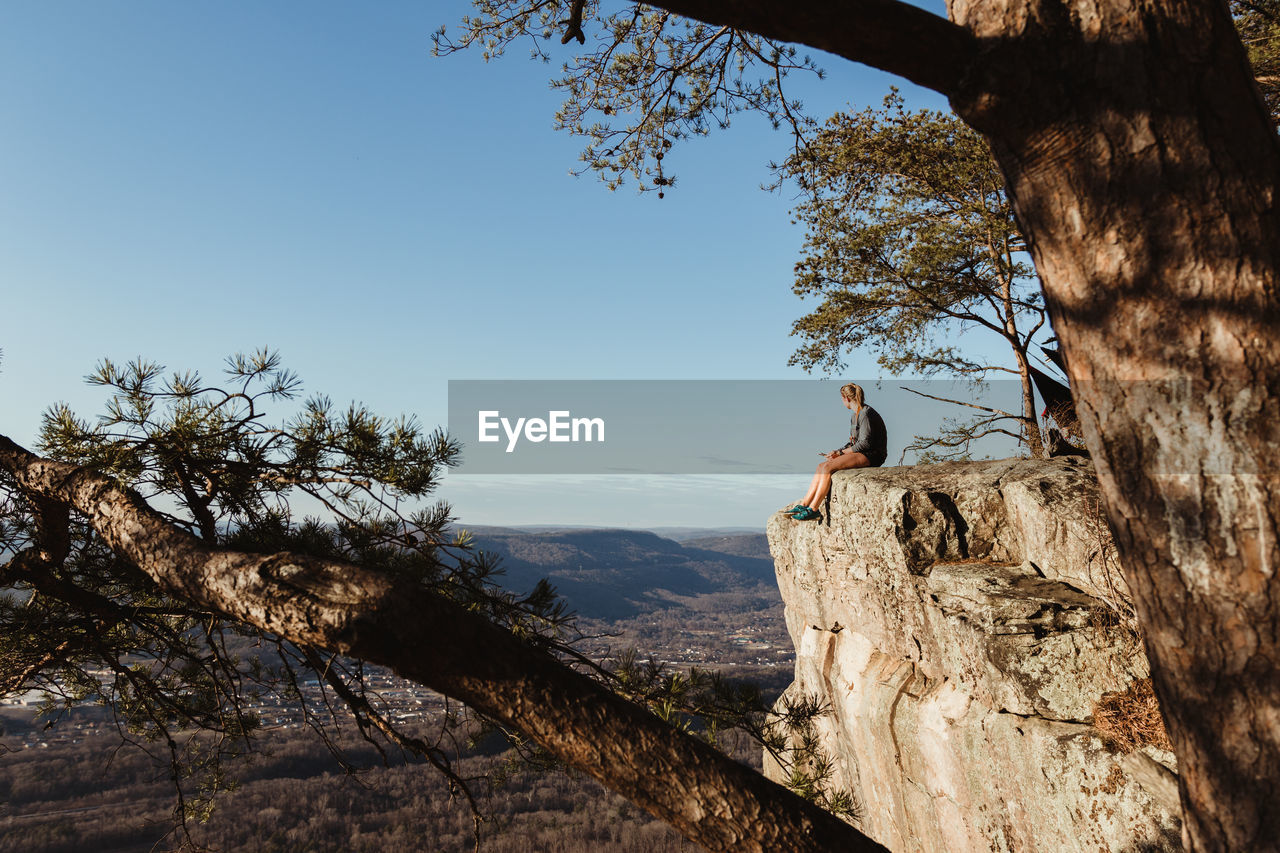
[806, 452, 870, 510]
[799, 469, 825, 507]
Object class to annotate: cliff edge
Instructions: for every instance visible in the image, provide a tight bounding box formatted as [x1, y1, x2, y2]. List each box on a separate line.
[765, 458, 1181, 852]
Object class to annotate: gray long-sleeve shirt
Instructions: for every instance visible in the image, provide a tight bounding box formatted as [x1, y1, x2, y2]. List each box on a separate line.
[841, 405, 888, 466]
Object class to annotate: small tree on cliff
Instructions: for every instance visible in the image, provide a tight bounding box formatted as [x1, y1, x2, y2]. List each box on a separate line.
[439, 3, 1280, 849]
[784, 93, 1050, 458]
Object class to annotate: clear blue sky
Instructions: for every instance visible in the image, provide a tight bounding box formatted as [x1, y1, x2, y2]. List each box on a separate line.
[1, 1, 1001, 528]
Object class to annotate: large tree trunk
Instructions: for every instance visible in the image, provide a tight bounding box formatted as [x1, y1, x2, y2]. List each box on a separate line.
[0, 436, 886, 853]
[944, 3, 1280, 850]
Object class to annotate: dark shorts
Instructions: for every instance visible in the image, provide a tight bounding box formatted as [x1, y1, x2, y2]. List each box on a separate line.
[842, 450, 886, 467]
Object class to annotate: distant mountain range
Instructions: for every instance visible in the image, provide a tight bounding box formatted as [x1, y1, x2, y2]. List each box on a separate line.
[461, 526, 776, 620]
[472, 525, 763, 543]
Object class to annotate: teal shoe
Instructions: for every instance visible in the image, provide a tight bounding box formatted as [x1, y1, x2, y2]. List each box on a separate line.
[792, 506, 821, 521]
[784, 504, 806, 515]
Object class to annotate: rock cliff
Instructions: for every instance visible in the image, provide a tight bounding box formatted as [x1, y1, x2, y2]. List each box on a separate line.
[765, 458, 1181, 852]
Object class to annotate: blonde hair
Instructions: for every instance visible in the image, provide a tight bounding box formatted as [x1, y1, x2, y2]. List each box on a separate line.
[840, 383, 865, 412]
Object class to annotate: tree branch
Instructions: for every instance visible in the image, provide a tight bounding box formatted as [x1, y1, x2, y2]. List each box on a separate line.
[899, 386, 1021, 419]
[0, 433, 885, 853]
[637, 0, 976, 95]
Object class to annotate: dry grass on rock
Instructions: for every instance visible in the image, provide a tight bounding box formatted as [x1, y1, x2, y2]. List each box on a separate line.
[1092, 678, 1173, 752]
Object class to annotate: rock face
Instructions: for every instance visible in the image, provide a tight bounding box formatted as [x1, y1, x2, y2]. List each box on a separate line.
[765, 458, 1181, 852]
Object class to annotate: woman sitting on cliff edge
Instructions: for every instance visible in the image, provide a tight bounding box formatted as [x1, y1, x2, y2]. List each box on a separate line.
[787, 383, 888, 522]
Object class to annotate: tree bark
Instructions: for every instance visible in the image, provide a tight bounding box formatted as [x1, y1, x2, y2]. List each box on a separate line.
[624, 0, 978, 94]
[0, 435, 886, 853]
[1011, 343, 1045, 458]
[1002, 289, 1046, 458]
[644, 1, 1280, 849]
[945, 4, 1280, 850]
